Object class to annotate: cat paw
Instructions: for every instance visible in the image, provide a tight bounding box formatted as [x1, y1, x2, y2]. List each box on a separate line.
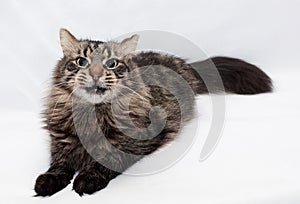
[73, 173, 109, 196]
[34, 173, 71, 196]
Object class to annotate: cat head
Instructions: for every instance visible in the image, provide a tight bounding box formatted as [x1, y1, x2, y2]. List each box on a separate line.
[55, 28, 140, 104]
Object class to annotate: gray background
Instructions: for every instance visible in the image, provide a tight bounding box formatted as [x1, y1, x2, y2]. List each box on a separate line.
[0, 0, 299, 111]
[0, 0, 299, 203]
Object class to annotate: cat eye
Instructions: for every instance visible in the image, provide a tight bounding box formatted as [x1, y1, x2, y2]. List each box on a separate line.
[105, 58, 119, 69]
[76, 57, 89, 68]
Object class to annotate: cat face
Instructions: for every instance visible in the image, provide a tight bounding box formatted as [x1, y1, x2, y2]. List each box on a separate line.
[57, 29, 139, 104]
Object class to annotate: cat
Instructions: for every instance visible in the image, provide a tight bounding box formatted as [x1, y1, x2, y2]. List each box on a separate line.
[34, 28, 272, 196]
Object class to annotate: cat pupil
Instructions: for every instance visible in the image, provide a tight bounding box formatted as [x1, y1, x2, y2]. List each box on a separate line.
[106, 59, 118, 69]
[77, 57, 88, 67]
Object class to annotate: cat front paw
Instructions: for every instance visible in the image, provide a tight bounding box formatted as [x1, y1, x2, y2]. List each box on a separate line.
[34, 173, 71, 196]
[73, 173, 109, 196]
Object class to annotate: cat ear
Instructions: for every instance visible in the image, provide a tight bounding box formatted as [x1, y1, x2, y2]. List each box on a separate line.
[120, 34, 139, 54]
[59, 28, 79, 55]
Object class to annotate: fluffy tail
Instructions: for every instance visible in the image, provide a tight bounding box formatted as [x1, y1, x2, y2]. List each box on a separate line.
[190, 57, 273, 94]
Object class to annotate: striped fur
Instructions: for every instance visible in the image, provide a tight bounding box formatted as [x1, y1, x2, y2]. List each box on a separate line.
[34, 29, 272, 196]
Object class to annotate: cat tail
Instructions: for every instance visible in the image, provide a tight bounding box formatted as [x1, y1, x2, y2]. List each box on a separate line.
[189, 57, 273, 95]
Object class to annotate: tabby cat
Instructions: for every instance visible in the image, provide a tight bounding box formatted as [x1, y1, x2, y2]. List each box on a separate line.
[34, 29, 272, 196]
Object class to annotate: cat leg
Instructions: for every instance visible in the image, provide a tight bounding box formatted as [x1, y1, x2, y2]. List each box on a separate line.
[73, 161, 120, 196]
[34, 160, 75, 196]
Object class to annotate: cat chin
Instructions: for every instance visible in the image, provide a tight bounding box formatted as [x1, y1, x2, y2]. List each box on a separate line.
[74, 88, 112, 104]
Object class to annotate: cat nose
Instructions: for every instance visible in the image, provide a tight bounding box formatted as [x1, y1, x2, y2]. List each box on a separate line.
[91, 74, 100, 81]
[89, 64, 103, 81]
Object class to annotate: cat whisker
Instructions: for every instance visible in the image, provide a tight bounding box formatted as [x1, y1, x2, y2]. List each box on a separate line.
[50, 87, 80, 122]
[49, 94, 67, 123]
[122, 65, 153, 81]
[65, 87, 80, 103]
[105, 79, 118, 83]
[112, 87, 127, 99]
[122, 79, 145, 87]
[115, 84, 148, 101]
[77, 76, 87, 81]
[78, 74, 87, 79]
[53, 81, 75, 89]
[54, 81, 75, 86]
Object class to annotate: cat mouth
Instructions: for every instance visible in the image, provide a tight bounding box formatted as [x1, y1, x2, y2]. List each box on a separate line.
[84, 85, 108, 95]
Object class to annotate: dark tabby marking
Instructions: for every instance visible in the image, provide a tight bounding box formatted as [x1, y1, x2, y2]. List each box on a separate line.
[191, 57, 273, 94]
[34, 29, 272, 197]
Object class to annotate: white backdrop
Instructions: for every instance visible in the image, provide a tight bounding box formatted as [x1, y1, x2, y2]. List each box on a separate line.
[0, 0, 300, 203]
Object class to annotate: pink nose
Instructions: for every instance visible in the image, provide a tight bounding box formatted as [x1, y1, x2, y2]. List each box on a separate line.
[89, 64, 103, 81]
[91, 74, 100, 81]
